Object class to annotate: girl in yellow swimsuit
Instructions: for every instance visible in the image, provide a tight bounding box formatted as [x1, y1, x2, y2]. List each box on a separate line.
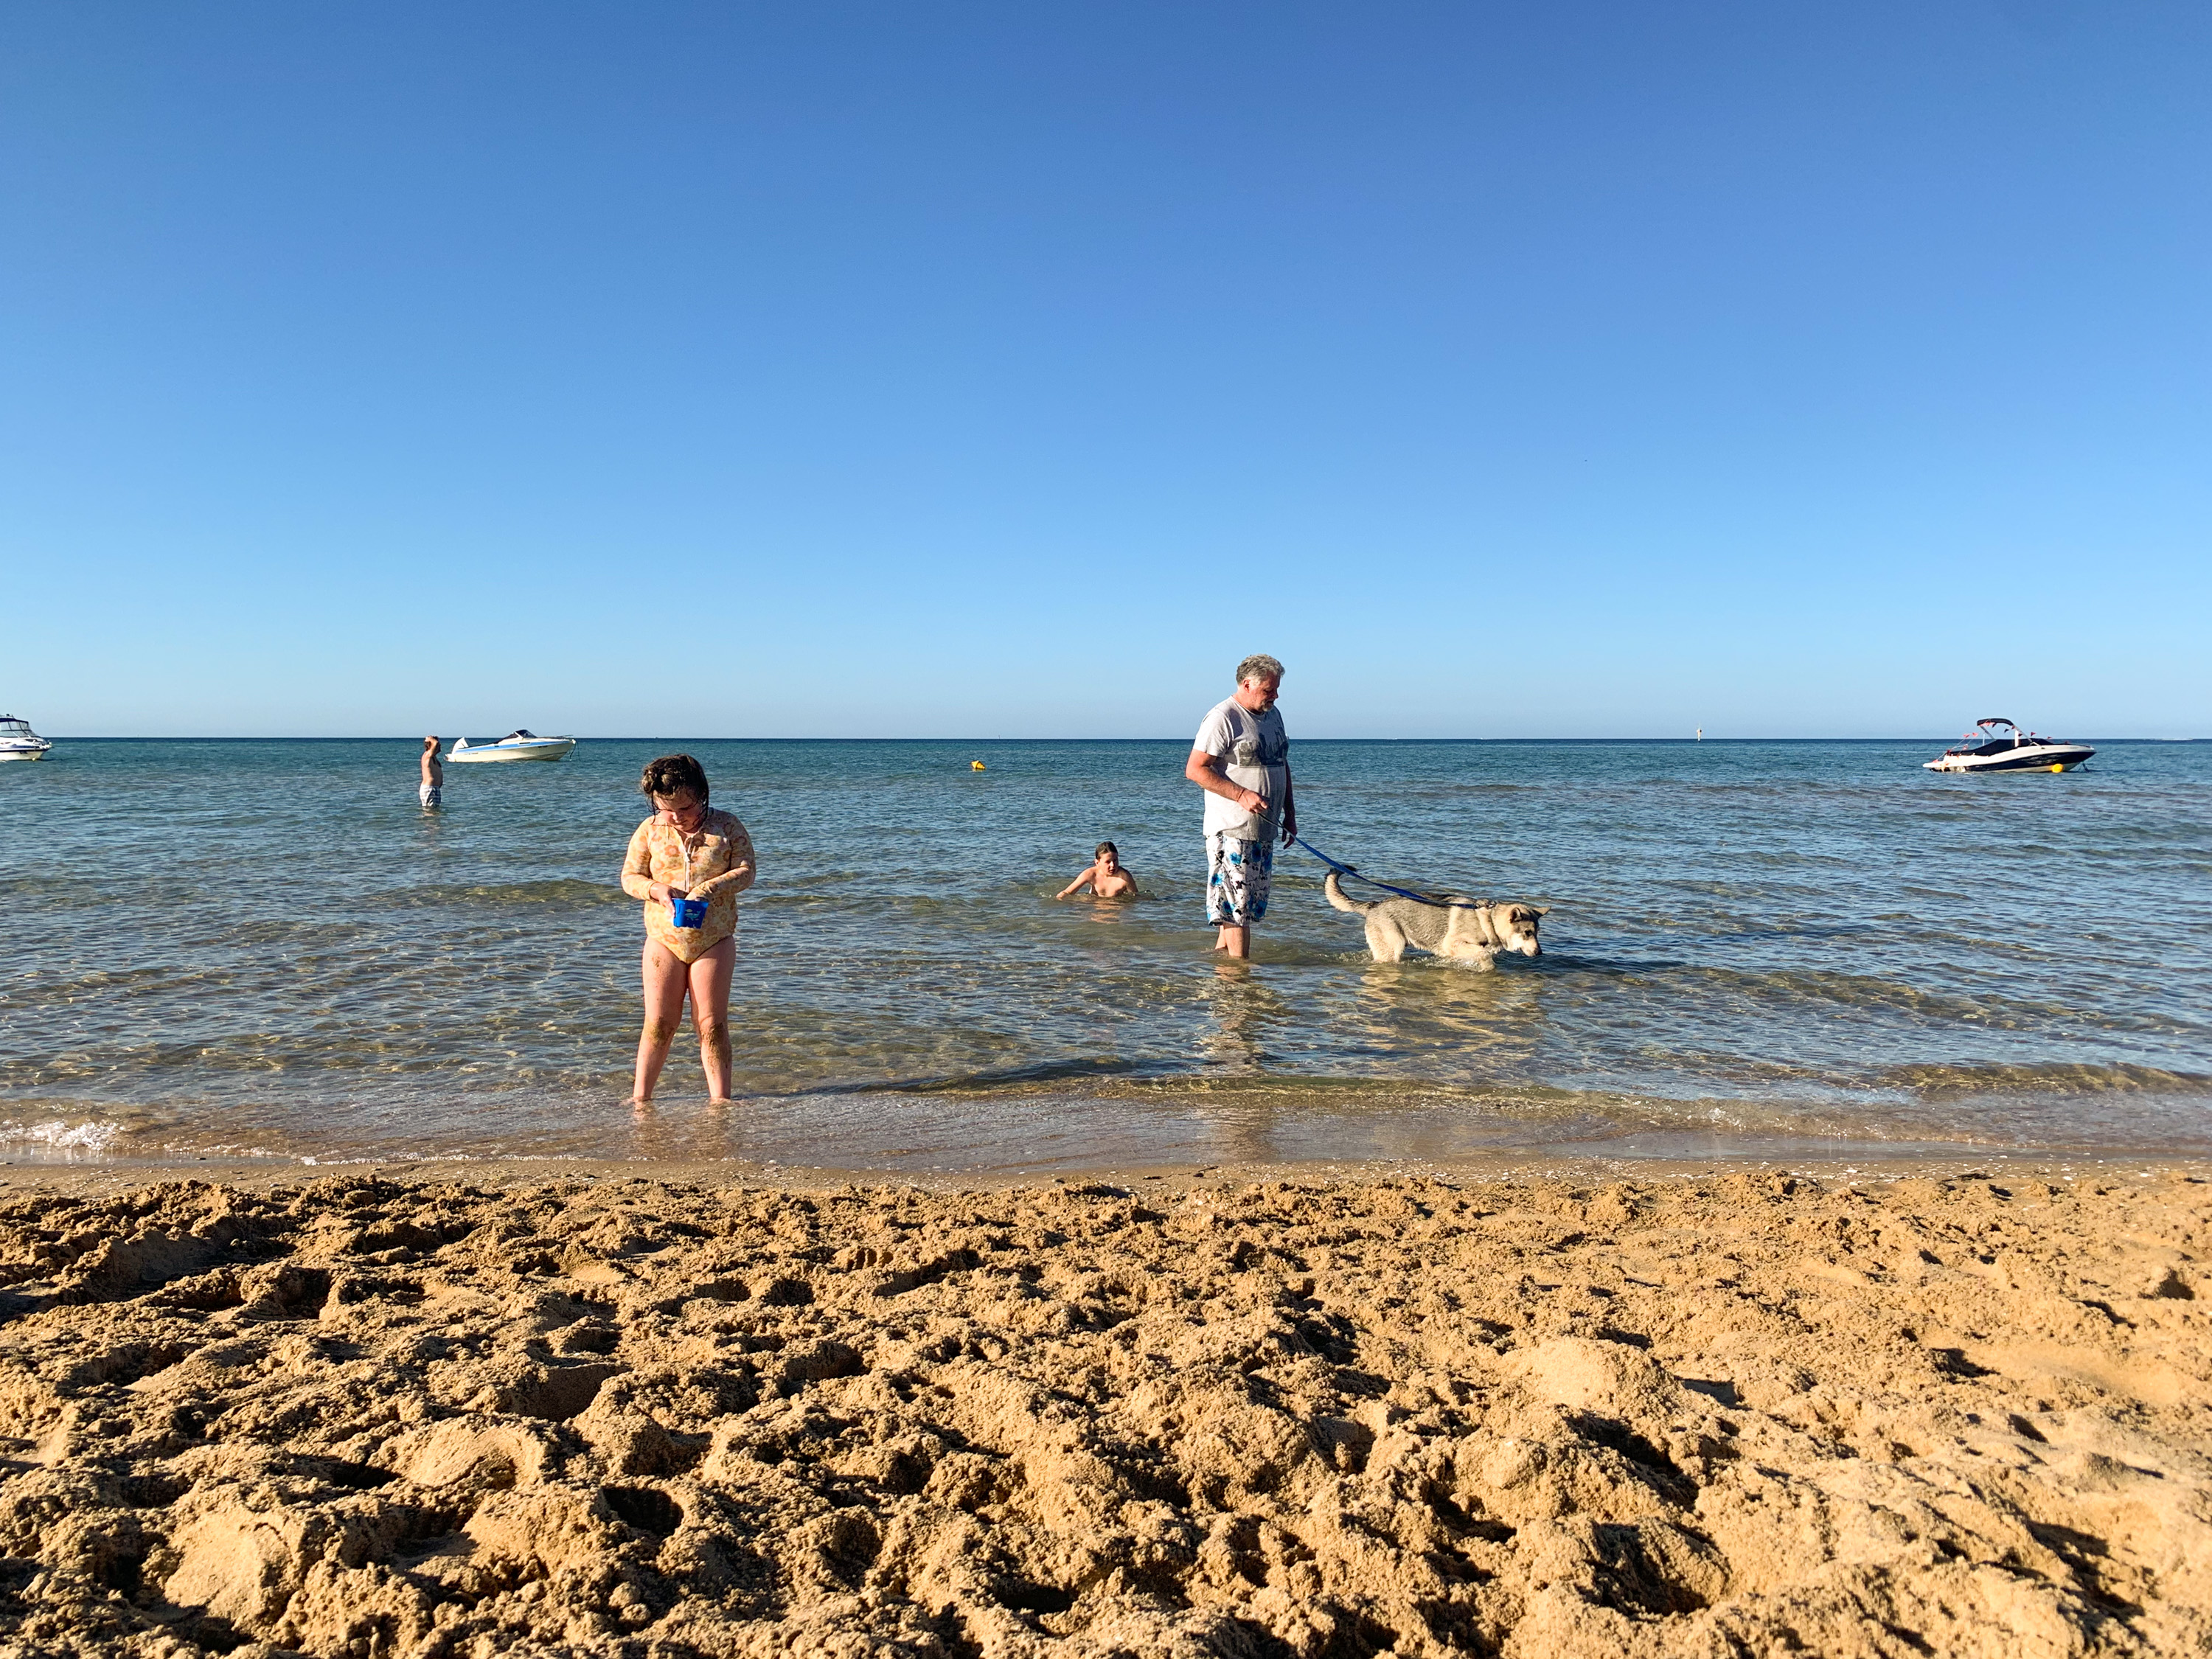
[619, 753, 756, 1104]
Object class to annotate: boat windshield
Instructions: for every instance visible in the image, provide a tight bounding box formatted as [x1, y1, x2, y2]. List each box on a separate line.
[1948, 719, 2020, 754]
[0, 719, 32, 738]
[501, 730, 538, 742]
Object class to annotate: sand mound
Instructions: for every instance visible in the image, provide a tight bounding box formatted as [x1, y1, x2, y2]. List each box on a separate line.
[0, 1166, 2206, 1656]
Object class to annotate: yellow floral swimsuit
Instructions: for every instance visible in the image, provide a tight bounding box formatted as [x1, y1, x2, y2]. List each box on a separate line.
[621, 809, 757, 963]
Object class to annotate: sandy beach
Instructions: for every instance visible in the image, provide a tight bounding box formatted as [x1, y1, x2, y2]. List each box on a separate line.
[1, 1160, 2207, 1658]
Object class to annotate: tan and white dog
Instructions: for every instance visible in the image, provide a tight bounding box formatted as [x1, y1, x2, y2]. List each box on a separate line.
[1324, 871, 1546, 966]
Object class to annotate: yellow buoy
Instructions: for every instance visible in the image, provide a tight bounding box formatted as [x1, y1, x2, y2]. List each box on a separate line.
[2051, 763, 2065, 772]
[971, 760, 987, 771]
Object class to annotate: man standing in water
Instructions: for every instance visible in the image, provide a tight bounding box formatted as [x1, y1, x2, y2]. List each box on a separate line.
[1186, 655, 1294, 959]
[419, 736, 443, 810]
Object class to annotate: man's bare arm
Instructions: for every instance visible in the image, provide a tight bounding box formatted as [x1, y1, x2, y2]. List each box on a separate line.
[1186, 749, 1267, 816]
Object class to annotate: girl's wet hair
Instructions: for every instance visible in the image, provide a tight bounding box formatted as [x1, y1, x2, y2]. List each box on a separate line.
[640, 754, 710, 803]
[1096, 841, 1118, 859]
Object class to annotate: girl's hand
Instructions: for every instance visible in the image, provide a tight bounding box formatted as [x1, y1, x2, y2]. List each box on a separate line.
[650, 882, 686, 905]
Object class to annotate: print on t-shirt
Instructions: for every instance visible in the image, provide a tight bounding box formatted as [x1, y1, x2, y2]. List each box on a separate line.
[1194, 697, 1289, 839]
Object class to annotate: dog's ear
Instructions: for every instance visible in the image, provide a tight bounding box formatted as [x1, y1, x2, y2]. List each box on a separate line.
[1532, 906, 1550, 917]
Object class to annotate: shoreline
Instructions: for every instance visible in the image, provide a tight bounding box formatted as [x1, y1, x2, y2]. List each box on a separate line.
[7, 1144, 2211, 1195]
[1, 1161, 2207, 1655]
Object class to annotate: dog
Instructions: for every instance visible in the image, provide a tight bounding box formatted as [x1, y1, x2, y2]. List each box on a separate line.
[1324, 870, 1546, 966]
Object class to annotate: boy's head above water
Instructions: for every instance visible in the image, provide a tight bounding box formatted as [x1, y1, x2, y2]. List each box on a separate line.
[1057, 841, 1138, 900]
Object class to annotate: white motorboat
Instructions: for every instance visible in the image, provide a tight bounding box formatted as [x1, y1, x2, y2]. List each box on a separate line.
[448, 729, 577, 764]
[1924, 718, 2093, 774]
[0, 716, 52, 762]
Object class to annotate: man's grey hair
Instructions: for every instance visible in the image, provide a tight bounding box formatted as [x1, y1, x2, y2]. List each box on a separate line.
[1236, 653, 1285, 686]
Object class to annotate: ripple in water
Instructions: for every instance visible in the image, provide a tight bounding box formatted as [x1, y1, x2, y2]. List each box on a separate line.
[1, 737, 2207, 1166]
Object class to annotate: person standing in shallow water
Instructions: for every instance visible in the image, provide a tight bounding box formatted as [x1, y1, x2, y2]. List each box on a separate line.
[1186, 654, 1294, 960]
[418, 737, 443, 810]
[620, 754, 756, 1105]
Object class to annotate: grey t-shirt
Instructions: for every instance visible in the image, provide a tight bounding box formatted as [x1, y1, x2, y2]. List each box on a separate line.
[1194, 696, 1289, 839]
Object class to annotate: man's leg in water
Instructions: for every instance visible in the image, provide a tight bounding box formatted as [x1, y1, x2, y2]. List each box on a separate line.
[689, 937, 737, 1102]
[1206, 833, 1270, 960]
[633, 939, 692, 1103]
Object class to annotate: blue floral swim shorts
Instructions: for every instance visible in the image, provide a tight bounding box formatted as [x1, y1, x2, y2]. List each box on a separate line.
[1206, 832, 1273, 926]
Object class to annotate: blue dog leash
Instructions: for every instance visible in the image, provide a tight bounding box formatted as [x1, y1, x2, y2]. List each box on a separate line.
[1248, 804, 1488, 911]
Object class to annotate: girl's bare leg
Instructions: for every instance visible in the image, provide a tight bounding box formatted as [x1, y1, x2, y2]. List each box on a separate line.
[689, 938, 737, 1102]
[633, 939, 692, 1103]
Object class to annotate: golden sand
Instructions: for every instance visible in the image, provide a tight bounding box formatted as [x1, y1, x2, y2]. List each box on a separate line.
[1, 1163, 2207, 1657]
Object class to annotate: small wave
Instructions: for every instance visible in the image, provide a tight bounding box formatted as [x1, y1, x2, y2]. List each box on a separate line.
[153, 1138, 288, 1161]
[801, 1056, 1165, 1096]
[1882, 1061, 2212, 1099]
[1694, 966, 2077, 1028]
[0, 1117, 128, 1154]
[1680, 925, 1876, 945]
[365, 880, 626, 911]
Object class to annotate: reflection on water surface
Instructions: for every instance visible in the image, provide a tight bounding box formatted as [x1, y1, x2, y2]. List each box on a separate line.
[1, 737, 2207, 1166]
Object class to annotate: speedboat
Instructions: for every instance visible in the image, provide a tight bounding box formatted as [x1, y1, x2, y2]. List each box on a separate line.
[0, 716, 52, 762]
[1924, 718, 2093, 773]
[448, 729, 577, 764]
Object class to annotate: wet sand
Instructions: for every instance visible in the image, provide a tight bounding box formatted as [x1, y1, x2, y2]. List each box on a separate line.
[1, 1156, 2208, 1657]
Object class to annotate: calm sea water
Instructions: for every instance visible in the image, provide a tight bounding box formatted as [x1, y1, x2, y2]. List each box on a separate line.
[2, 738, 2207, 1170]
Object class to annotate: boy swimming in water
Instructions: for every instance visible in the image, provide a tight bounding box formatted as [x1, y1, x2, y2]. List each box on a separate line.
[1056, 841, 1141, 900]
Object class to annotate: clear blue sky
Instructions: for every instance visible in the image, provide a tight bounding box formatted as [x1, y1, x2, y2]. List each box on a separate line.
[4, 3, 2206, 737]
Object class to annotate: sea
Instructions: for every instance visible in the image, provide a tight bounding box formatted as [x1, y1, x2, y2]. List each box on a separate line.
[3, 738, 2208, 1173]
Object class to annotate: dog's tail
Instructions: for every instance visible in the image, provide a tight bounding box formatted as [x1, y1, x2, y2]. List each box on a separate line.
[1324, 870, 1373, 914]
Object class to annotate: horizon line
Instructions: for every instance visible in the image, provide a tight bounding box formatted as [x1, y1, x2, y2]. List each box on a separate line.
[34, 734, 2209, 745]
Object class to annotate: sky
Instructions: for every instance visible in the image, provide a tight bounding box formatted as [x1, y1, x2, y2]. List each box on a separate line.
[2, 2, 2206, 738]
